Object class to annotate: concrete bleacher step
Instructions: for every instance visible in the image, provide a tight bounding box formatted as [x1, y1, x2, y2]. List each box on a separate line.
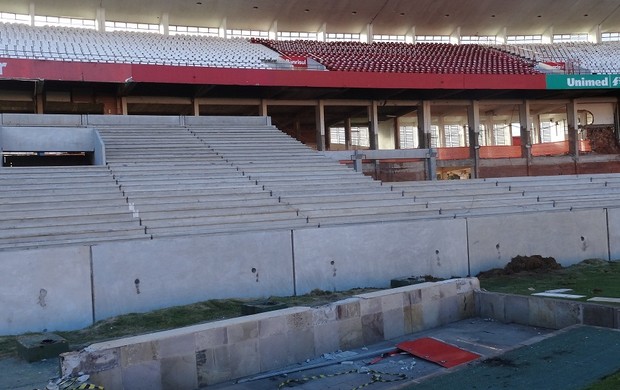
[116, 176, 252, 187]
[0, 197, 130, 212]
[126, 194, 278, 207]
[0, 232, 151, 252]
[143, 210, 304, 230]
[0, 213, 139, 229]
[135, 204, 296, 218]
[0, 186, 122, 198]
[149, 219, 313, 238]
[0, 221, 145, 239]
[0, 205, 136, 220]
[0, 226, 147, 245]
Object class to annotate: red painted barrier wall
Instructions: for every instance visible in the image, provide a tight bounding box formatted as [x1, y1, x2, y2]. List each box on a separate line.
[0, 58, 548, 90]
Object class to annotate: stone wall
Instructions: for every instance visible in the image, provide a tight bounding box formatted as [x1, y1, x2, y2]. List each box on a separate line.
[60, 278, 479, 389]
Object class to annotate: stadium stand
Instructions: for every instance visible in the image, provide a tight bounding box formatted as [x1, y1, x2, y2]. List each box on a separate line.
[0, 22, 292, 68]
[0, 165, 149, 251]
[496, 42, 620, 74]
[254, 39, 539, 74]
[4, 116, 620, 252]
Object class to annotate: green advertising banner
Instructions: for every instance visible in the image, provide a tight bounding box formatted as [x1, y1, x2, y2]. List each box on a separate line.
[547, 74, 620, 89]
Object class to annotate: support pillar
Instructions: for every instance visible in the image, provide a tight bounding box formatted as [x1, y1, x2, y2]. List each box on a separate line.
[315, 100, 326, 151]
[567, 99, 579, 161]
[121, 97, 128, 115]
[417, 101, 431, 148]
[192, 99, 200, 116]
[394, 117, 401, 149]
[468, 100, 481, 178]
[344, 117, 352, 149]
[368, 101, 379, 150]
[519, 100, 532, 167]
[259, 100, 268, 117]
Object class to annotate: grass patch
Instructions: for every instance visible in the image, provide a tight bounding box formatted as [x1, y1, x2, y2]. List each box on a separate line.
[478, 259, 620, 302]
[584, 369, 620, 390]
[0, 287, 379, 358]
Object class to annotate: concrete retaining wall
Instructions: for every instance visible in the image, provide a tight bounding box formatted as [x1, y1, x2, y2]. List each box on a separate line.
[59, 278, 479, 389]
[476, 290, 620, 330]
[2, 207, 619, 336]
[467, 209, 610, 276]
[91, 231, 295, 321]
[0, 246, 92, 335]
[293, 219, 468, 294]
[0, 127, 95, 152]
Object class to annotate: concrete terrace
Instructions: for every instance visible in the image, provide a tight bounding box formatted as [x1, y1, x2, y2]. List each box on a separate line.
[1, 113, 620, 337]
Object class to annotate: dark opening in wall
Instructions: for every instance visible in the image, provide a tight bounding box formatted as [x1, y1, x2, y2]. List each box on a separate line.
[2, 152, 93, 167]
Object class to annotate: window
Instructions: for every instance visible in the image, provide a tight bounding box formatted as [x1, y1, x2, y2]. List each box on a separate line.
[0, 12, 31, 25]
[278, 31, 318, 41]
[326, 33, 360, 42]
[492, 124, 508, 146]
[553, 33, 588, 43]
[602, 32, 620, 42]
[329, 126, 369, 147]
[506, 35, 543, 44]
[34, 15, 95, 29]
[227, 29, 268, 39]
[105, 21, 160, 33]
[416, 35, 450, 43]
[430, 126, 440, 148]
[461, 36, 500, 45]
[399, 125, 418, 149]
[170, 25, 219, 37]
[444, 125, 463, 147]
[373, 34, 406, 43]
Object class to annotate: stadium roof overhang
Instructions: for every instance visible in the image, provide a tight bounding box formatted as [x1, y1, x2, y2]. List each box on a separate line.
[1, 0, 620, 37]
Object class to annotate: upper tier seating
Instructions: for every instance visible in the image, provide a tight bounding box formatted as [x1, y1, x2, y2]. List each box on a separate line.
[0, 22, 291, 69]
[495, 42, 620, 74]
[254, 39, 539, 74]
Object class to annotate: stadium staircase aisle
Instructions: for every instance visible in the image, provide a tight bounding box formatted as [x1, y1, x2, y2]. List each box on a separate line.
[0, 166, 149, 251]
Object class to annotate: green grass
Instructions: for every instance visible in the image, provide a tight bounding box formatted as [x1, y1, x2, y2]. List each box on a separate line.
[478, 259, 620, 302]
[584, 370, 620, 390]
[0, 287, 378, 358]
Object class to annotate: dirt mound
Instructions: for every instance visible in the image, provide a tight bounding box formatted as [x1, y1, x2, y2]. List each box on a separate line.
[478, 255, 562, 278]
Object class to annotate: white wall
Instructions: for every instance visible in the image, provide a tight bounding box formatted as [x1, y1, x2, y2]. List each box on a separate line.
[0, 246, 93, 335]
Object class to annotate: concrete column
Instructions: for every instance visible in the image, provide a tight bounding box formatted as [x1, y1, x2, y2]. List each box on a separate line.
[405, 26, 415, 44]
[417, 101, 431, 148]
[160, 13, 169, 35]
[468, 100, 481, 178]
[344, 117, 352, 149]
[96, 8, 106, 32]
[259, 100, 268, 117]
[269, 20, 277, 40]
[192, 99, 200, 116]
[317, 23, 327, 42]
[121, 97, 128, 115]
[315, 100, 326, 151]
[29, 3, 35, 26]
[34, 81, 44, 114]
[567, 99, 579, 160]
[394, 117, 401, 149]
[219, 18, 227, 38]
[519, 100, 532, 160]
[368, 101, 379, 150]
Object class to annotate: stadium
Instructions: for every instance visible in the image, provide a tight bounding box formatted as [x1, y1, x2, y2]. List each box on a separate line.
[1, 0, 620, 388]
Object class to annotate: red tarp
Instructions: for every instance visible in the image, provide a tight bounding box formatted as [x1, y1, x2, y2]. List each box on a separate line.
[396, 337, 480, 368]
